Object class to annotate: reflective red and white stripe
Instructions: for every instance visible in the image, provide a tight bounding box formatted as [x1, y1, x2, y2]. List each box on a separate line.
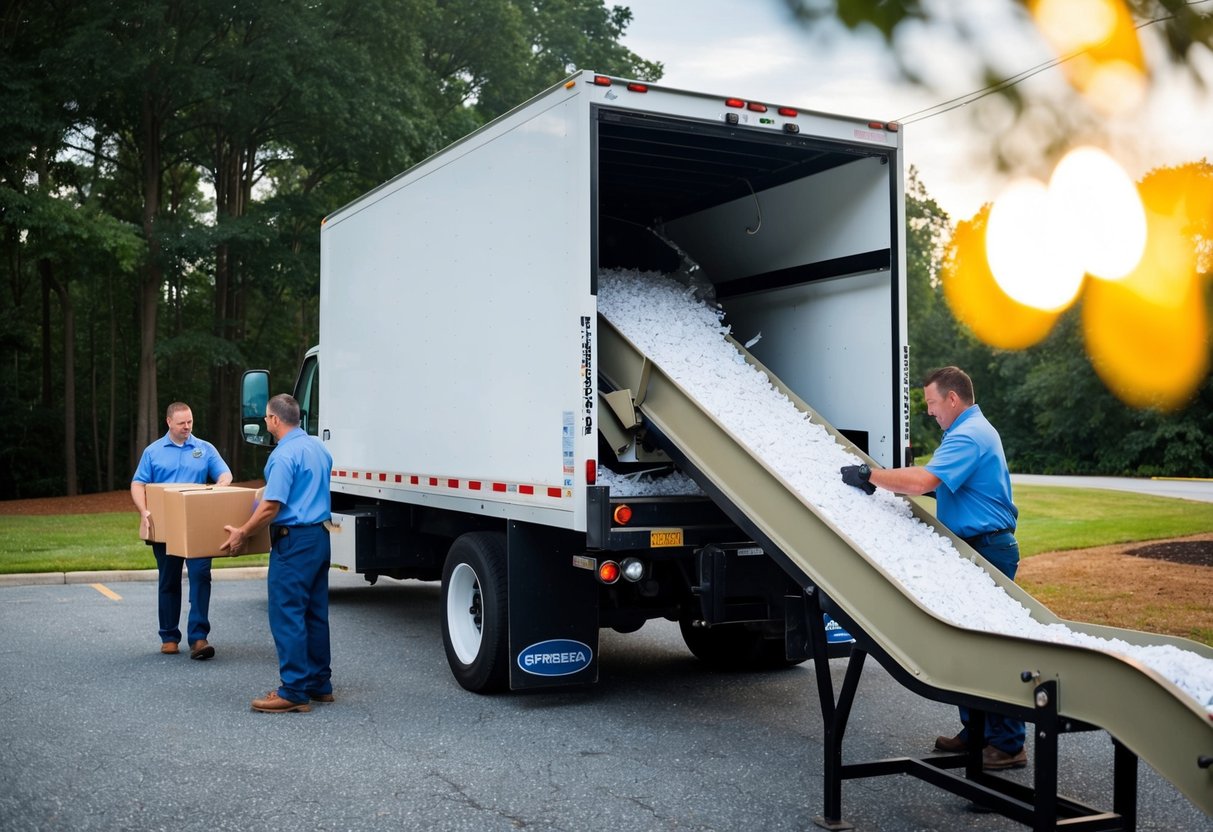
[331, 469, 569, 499]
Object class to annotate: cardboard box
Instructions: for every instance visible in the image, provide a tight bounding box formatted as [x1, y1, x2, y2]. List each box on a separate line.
[142, 483, 213, 543]
[162, 486, 272, 558]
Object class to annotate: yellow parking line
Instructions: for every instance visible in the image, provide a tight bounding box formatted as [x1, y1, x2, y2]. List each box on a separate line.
[91, 583, 122, 601]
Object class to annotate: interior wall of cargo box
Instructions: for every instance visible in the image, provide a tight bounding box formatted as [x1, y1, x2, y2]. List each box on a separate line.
[661, 156, 902, 468]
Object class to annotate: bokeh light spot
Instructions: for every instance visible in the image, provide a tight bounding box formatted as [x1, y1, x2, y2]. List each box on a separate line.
[986, 179, 1085, 311]
[944, 206, 1062, 350]
[1080, 165, 1212, 410]
[1048, 146, 1146, 281]
[1030, 0, 1146, 115]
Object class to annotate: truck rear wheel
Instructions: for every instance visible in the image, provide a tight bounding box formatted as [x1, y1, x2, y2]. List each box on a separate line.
[441, 532, 509, 693]
[679, 619, 803, 671]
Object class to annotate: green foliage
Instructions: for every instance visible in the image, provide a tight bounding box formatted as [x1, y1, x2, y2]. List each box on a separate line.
[0, 0, 660, 498]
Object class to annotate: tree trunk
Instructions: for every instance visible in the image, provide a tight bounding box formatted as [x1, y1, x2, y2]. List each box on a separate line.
[44, 263, 78, 496]
[134, 88, 163, 458]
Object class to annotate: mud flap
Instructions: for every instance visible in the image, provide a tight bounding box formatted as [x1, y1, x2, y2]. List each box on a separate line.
[507, 520, 599, 690]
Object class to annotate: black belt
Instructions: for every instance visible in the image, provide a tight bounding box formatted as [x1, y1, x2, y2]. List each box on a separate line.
[271, 523, 325, 541]
[962, 527, 1016, 547]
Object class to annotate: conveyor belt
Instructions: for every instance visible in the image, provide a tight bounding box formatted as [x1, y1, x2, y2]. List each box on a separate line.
[598, 316, 1213, 818]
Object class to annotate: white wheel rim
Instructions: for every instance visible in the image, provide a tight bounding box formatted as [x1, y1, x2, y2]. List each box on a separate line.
[447, 562, 483, 665]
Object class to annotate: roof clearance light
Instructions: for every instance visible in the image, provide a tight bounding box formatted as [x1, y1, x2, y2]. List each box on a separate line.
[626, 83, 649, 93]
[593, 75, 612, 87]
[868, 121, 886, 130]
[613, 504, 633, 525]
[747, 102, 768, 113]
[586, 459, 597, 484]
[886, 121, 900, 132]
[725, 98, 745, 109]
[598, 561, 621, 584]
[777, 107, 798, 117]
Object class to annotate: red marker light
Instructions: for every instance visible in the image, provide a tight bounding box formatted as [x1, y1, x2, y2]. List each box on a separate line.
[593, 75, 612, 87]
[613, 505, 633, 525]
[586, 459, 597, 484]
[886, 121, 900, 132]
[777, 107, 798, 117]
[747, 102, 767, 113]
[598, 561, 621, 584]
[626, 83, 649, 93]
[724, 98, 745, 109]
[868, 121, 886, 130]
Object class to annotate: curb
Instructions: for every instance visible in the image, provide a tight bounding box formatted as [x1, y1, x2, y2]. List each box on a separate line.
[0, 567, 269, 588]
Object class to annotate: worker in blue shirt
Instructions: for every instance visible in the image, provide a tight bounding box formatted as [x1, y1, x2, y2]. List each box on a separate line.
[840, 366, 1026, 771]
[221, 393, 333, 713]
[131, 402, 232, 659]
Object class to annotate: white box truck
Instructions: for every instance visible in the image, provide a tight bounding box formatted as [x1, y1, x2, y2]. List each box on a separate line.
[241, 70, 908, 693]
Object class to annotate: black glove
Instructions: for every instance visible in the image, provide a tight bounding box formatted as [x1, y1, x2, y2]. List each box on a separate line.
[840, 463, 876, 495]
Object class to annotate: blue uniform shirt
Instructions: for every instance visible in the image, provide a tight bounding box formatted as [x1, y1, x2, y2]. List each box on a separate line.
[924, 404, 1018, 539]
[133, 434, 230, 485]
[263, 427, 333, 526]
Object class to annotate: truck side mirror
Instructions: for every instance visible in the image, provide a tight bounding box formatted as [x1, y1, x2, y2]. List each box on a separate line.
[241, 369, 274, 447]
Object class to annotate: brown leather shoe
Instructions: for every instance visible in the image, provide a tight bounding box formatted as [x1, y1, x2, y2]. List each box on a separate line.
[251, 691, 311, 713]
[310, 692, 335, 703]
[161, 641, 179, 655]
[189, 640, 215, 660]
[934, 733, 968, 752]
[983, 746, 1028, 770]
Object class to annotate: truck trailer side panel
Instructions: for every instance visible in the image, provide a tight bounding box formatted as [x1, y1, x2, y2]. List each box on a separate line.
[320, 89, 597, 531]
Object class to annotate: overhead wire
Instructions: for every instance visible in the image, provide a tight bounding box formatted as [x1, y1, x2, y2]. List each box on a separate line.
[895, 0, 1213, 125]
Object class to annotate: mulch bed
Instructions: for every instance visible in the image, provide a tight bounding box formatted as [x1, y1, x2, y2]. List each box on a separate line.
[1123, 538, 1213, 568]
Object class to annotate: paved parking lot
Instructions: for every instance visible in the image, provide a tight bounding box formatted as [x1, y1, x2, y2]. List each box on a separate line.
[0, 571, 1206, 831]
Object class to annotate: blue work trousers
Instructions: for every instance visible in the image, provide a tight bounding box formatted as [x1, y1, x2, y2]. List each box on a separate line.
[958, 530, 1027, 754]
[267, 525, 332, 703]
[152, 543, 212, 645]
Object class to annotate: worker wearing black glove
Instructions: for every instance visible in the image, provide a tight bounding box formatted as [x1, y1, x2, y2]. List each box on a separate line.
[840, 463, 876, 495]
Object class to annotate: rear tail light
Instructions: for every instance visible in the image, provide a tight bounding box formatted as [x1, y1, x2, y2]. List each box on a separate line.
[597, 561, 621, 584]
[613, 504, 633, 525]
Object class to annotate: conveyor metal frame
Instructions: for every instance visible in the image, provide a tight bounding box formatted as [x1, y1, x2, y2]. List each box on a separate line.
[597, 316, 1213, 826]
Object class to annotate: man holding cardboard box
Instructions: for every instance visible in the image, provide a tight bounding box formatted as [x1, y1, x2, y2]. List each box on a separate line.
[221, 393, 333, 714]
[131, 402, 232, 659]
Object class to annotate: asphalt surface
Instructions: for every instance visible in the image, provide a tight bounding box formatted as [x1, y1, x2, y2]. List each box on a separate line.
[1, 571, 1208, 831]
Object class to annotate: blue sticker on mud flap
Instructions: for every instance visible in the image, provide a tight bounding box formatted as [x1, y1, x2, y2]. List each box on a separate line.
[824, 614, 855, 644]
[517, 639, 593, 677]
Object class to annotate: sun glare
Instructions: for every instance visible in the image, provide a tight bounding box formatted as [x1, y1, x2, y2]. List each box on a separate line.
[985, 179, 1086, 311]
[943, 206, 1062, 350]
[1048, 146, 1146, 281]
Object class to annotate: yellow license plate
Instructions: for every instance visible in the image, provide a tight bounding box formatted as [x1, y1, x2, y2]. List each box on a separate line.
[650, 529, 684, 547]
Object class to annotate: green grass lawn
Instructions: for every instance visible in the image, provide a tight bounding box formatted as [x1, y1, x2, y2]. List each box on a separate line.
[914, 485, 1213, 556]
[0, 485, 1210, 574]
[0, 513, 268, 574]
[1014, 485, 1213, 556]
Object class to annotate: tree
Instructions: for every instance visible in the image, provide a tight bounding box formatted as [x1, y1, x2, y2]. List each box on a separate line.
[1, 0, 663, 498]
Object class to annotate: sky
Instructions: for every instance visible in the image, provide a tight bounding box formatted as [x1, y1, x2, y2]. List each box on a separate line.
[617, 0, 1213, 222]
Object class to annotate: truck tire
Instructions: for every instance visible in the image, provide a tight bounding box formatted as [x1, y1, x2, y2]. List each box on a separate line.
[441, 532, 509, 693]
[679, 619, 804, 671]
